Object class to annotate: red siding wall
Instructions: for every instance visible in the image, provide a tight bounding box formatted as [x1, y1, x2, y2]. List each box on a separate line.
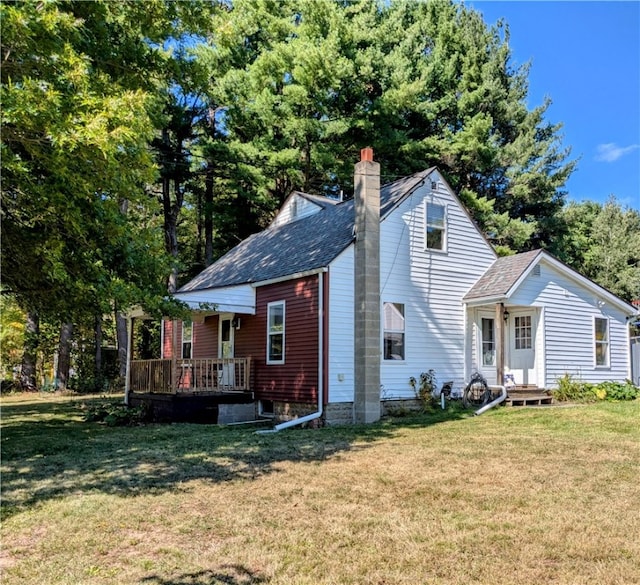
[162, 317, 218, 358]
[161, 275, 320, 404]
[194, 315, 218, 358]
[236, 275, 319, 404]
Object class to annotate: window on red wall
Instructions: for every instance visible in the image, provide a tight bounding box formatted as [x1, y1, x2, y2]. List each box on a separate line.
[182, 320, 193, 359]
[267, 301, 285, 364]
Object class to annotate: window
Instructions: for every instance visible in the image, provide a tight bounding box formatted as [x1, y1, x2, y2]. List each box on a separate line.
[481, 318, 495, 366]
[383, 302, 405, 360]
[259, 400, 275, 417]
[594, 317, 609, 367]
[426, 202, 446, 250]
[514, 316, 532, 350]
[182, 320, 193, 359]
[267, 301, 285, 364]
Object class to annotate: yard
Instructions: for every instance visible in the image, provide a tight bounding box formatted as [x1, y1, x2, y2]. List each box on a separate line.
[1, 393, 639, 585]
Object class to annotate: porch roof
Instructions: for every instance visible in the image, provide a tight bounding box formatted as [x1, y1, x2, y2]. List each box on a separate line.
[173, 284, 256, 315]
[463, 250, 542, 303]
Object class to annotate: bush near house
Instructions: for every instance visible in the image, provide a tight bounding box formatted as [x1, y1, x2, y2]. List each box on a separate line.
[553, 374, 639, 402]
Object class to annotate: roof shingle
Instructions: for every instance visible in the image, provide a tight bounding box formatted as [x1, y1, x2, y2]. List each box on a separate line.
[179, 169, 434, 293]
[462, 250, 542, 301]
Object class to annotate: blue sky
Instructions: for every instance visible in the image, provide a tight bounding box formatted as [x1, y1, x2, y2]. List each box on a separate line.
[469, 1, 640, 210]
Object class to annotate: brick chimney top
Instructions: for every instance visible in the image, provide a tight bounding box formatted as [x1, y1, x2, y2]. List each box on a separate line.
[360, 147, 374, 162]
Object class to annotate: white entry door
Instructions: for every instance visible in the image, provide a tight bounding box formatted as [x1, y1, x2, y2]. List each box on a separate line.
[507, 311, 537, 386]
[218, 315, 235, 387]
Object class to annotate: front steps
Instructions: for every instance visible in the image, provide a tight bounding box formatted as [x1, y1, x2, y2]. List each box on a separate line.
[505, 386, 554, 406]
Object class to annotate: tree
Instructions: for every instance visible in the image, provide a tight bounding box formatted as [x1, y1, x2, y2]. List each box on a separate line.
[555, 198, 640, 302]
[199, 0, 575, 255]
[1, 1, 185, 388]
[585, 199, 640, 302]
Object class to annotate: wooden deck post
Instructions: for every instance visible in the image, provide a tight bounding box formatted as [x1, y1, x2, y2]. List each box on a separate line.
[171, 319, 178, 390]
[124, 317, 133, 405]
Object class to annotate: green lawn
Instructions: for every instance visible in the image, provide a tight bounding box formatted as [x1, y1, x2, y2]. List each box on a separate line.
[2, 393, 640, 584]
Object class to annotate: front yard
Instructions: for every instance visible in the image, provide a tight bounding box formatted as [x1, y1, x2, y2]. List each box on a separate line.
[1, 393, 639, 584]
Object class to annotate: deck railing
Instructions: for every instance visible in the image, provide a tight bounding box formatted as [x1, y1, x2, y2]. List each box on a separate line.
[129, 358, 251, 394]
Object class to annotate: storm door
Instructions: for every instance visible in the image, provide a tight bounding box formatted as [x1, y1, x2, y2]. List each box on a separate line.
[218, 315, 235, 387]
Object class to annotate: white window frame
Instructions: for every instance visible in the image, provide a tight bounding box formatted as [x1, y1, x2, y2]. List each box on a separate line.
[383, 302, 405, 361]
[514, 315, 532, 350]
[425, 200, 447, 252]
[594, 317, 610, 368]
[181, 320, 193, 359]
[266, 301, 285, 365]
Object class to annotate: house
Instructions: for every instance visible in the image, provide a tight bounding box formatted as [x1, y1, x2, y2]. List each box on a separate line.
[127, 149, 638, 425]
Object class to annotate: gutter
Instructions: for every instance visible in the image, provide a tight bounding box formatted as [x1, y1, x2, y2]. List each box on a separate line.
[256, 270, 325, 433]
[252, 267, 327, 289]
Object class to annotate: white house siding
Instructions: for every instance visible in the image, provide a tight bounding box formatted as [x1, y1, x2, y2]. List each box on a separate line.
[327, 175, 498, 404]
[378, 176, 496, 398]
[508, 261, 630, 386]
[327, 246, 355, 403]
[271, 194, 323, 227]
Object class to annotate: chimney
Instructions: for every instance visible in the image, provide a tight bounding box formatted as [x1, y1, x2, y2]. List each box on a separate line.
[353, 147, 381, 424]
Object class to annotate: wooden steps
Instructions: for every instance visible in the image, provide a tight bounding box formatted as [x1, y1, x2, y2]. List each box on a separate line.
[506, 387, 553, 406]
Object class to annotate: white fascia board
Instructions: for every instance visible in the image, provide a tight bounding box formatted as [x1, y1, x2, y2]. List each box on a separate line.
[463, 295, 507, 307]
[173, 284, 256, 315]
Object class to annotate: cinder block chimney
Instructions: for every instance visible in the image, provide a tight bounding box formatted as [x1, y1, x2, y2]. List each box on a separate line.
[354, 147, 381, 424]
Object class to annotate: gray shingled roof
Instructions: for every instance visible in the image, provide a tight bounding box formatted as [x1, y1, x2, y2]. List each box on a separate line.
[463, 249, 543, 301]
[179, 169, 434, 293]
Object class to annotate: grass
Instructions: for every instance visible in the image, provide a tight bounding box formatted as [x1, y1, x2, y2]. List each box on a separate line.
[2, 392, 640, 585]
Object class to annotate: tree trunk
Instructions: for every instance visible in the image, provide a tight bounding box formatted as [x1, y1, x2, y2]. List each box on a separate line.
[56, 322, 74, 391]
[204, 105, 217, 267]
[204, 160, 214, 266]
[95, 315, 103, 390]
[140, 321, 152, 360]
[116, 311, 128, 381]
[20, 311, 39, 391]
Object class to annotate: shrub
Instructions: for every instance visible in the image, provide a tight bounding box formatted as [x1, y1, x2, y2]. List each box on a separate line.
[553, 374, 639, 402]
[409, 370, 439, 411]
[82, 399, 149, 426]
[596, 380, 639, 401]
[553, 374, 595, 402]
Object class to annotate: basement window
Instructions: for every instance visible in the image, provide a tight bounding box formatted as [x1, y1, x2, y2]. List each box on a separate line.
[425, 201, 446, 251]
[383, 302, 405, 360]
[267, 301, 285, 364]
[259, 400, 275, 417]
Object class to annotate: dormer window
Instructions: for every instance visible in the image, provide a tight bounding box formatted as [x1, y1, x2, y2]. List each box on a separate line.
[425, 201, 446, 251]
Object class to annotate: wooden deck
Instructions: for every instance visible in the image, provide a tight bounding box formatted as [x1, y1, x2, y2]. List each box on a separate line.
[128, 358, 255, 423]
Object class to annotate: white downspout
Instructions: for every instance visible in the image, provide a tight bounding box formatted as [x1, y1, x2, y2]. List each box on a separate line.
[257, 270, 325, 433]
[474, 385, 507, 416]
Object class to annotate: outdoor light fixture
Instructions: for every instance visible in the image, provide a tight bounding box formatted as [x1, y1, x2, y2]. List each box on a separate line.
[503, 309, 510, 321]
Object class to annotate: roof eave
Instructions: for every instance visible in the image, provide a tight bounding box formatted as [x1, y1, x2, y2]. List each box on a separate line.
[463, 295, 508, 306]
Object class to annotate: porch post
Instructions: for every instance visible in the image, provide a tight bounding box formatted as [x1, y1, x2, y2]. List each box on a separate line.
[496, 303, 505, 386]
[124, 317, 133, 405]
[171, 319, 178, 389]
